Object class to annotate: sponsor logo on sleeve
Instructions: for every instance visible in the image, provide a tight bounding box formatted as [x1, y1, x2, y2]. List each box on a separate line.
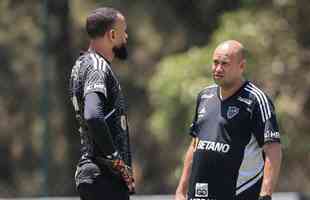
[86, 84, 106, 90]
[264, 130, 280, 139]
[86, 84, 107, 96]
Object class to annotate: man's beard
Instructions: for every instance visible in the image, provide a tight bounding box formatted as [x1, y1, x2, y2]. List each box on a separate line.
[112, 43, 128, 60]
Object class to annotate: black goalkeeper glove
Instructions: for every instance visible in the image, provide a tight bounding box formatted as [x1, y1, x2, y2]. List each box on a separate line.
[96, 152, 135, 194]
[258, 195, 272, 200]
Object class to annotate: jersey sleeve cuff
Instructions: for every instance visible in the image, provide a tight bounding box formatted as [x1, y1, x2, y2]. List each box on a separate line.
[84, 87, 107, 98]
[264, 139, 281, 145]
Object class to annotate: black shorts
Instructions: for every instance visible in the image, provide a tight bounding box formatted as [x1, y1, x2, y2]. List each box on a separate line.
[235, 178, 262, 200]
[75, 162, 129, 200]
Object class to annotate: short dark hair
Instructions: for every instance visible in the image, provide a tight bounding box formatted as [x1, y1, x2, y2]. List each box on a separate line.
[86, 7, 120, 38]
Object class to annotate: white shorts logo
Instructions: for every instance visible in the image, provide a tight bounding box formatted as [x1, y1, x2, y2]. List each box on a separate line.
[195, 183, 208, 197]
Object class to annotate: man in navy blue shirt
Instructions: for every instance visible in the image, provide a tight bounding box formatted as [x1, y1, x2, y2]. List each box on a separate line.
[175, 40, 282, 200]
[69, 7, 134, 200]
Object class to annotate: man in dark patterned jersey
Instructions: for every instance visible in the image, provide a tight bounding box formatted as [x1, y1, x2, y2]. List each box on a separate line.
[175, 40, 282, 200]
[69, 7, 134, 200]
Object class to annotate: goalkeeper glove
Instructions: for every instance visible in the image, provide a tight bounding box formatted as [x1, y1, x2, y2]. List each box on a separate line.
[97, 151, 135, 194]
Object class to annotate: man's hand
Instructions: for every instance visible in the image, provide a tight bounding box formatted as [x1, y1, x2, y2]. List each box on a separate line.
[96, 152, 135, 194]
[111, 158, 135, 194]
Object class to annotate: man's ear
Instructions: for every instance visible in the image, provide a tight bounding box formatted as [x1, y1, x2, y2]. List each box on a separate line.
[107, 29, 116, 41]
[240, 59, 246, 70]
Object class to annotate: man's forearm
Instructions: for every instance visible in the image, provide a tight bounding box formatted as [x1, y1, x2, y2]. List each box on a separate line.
[84, 92, 116, 156]
[176, 139, 196, 195]
[86, 116, 116, 155]
[176, 158, 192, 194]
[260, 143, 282, 196]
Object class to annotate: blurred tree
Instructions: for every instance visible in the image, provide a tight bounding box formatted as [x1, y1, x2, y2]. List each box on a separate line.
[0, 0, 77, 196]
[45, 0, 78, 195]
[0, 0, 43, 196]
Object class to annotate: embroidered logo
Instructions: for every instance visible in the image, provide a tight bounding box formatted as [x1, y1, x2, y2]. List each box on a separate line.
[227, 106, 240, 119]
[195, 183, 208, 197]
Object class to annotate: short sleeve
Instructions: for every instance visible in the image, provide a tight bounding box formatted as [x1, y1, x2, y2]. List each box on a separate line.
[252, 95, 280, 147]
[83, 56, 108, 97]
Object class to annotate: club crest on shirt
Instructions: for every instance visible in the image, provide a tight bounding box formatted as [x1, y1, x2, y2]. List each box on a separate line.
[227, 106, 239, 119]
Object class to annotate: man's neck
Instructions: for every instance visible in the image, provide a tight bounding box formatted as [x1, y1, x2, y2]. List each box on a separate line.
[219, 79, 245, 100]
[89, 40, 113, 62]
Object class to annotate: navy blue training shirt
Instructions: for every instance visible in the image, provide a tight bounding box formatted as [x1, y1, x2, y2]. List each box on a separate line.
[188, 81, 280, 200]
[69, 50, 132, 168]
